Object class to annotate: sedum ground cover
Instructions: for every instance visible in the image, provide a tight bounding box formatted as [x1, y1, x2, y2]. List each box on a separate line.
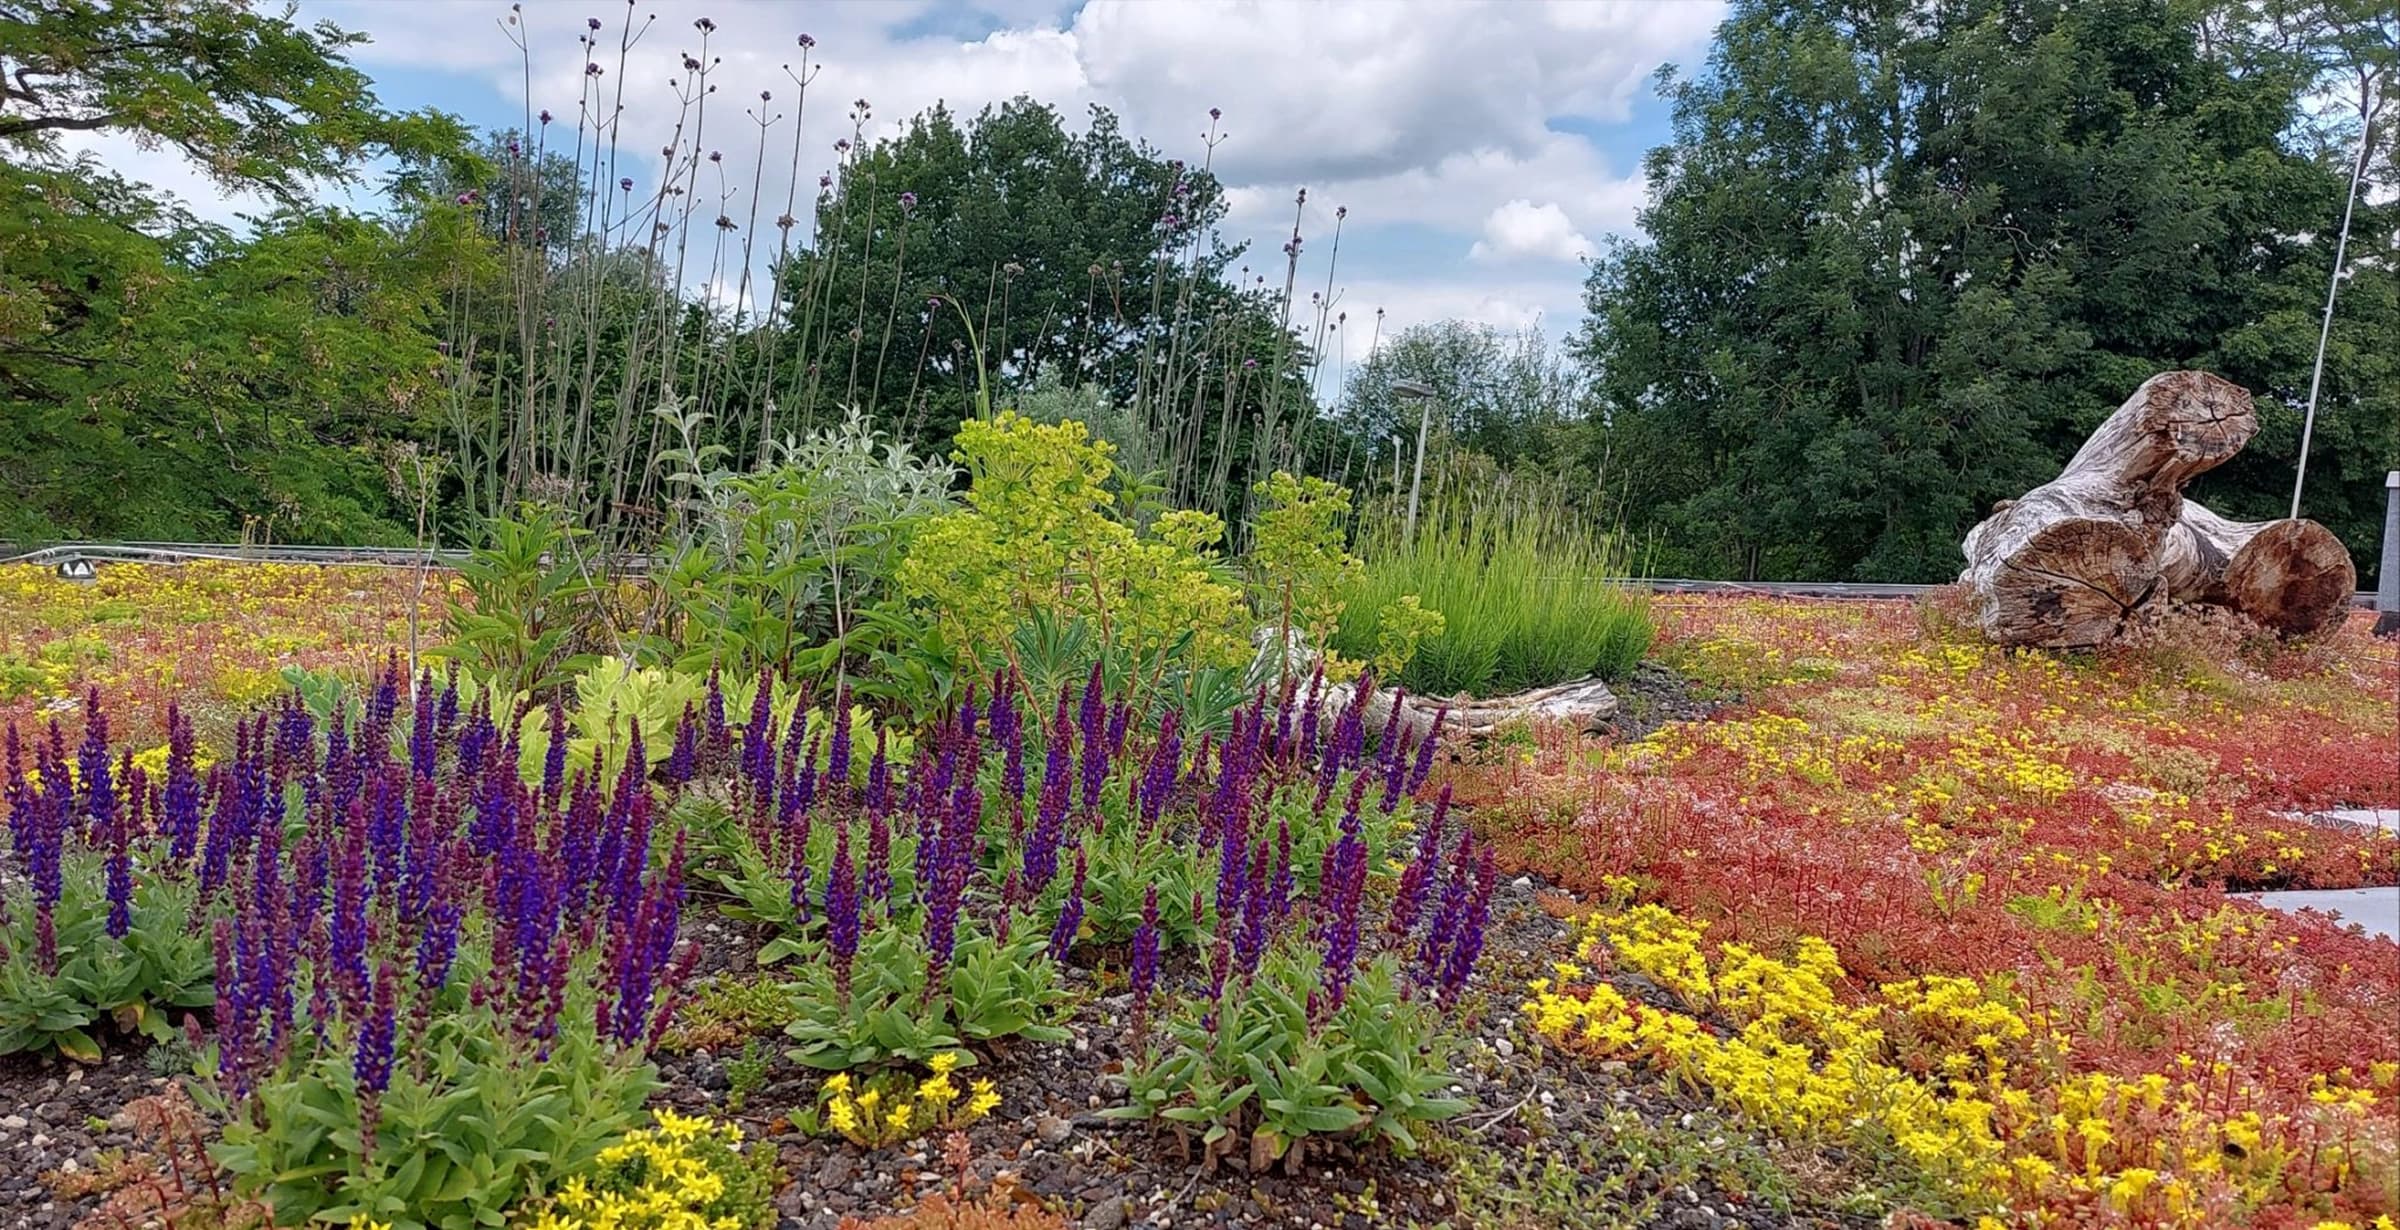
[0, 562, 457, 740]
[1465, 596, 2400, 1228]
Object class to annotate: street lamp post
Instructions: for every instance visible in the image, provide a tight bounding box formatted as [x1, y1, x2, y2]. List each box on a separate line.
[1390, 379, 1437, 541]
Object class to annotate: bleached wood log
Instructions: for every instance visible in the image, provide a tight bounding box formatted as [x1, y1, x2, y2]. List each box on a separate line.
[2160, 502, 2356, 636]
[1961, 371, 2255, 647]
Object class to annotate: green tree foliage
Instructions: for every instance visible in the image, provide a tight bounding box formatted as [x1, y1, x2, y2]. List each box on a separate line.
[1336, 321, 1587, 483]
[0, 0, 476, 543]
[776, 98, 1322, 520]
[1581, 0, 2399, 584]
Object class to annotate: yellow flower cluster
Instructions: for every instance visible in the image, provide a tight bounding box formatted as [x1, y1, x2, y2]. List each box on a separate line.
[820, 1052, 1001, 1149]
[1524, 905, 2397, 1223]
[514, 1110, 770, 1230]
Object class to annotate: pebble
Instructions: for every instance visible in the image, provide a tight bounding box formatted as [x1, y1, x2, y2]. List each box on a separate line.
[1036, 1114, 1074, 1145]
[0, 1116, 24, 1132]
[1492, 1037, 1514, 1060]
[1081, 1197, 1129, 1230]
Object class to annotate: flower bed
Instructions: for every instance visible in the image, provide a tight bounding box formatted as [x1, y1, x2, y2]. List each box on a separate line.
[1466, 596, 2400, 1226]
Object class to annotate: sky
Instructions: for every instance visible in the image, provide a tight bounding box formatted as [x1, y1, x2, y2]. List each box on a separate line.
[80, 0, 1729, 354]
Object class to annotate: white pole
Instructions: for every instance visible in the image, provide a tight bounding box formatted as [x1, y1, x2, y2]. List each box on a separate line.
[2291, 121, 2372, 520]
[1407, 396, 1432, 541]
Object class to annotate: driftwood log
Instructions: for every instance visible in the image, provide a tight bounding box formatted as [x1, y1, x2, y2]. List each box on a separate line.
[1960, 371, 2354, 646]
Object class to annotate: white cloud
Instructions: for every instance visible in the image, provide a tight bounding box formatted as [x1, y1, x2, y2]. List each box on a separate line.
[161, 1, 1717, 342]
[1469, 199, 1593, 263]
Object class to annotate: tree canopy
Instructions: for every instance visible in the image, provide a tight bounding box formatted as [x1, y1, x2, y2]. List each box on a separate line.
[1577, 0, 2398, 583]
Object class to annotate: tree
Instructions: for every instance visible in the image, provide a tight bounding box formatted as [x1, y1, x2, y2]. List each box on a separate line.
[0, 0, 467, 199]
[771, 98, 1320, 520]
[1579, 0, 2398, 584]
[0, 0, 475, 542]
[1334, 321, 1587, 491]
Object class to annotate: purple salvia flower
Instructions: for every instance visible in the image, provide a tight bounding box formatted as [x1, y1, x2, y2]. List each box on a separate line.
[1417, 830, 1476, 982]
[1022, 696, 1072, 894]
[1234, 830, 1274, 977]
[743, 669, 778, 803]
[1305, 667, 1324, 763]
[1387, 785, 1450, 940]
[540, 700, 568, 809]
[1048, 847, 1087, 961]
[1268, 817, 1295, 925]
[823, 686, 853, 799]
[1409, 707, 1447, 793]
[1316, 788, 1370, 1013]
[864, 809, 891, 910]
[824, 822, 860, 1001]
[355, 960, 399, 1146]
[667, 703, 699, 785]
[1375, 686, 1407, 770]
[78, 688, 112, 833]
[1438, 844, 1499, 1003]
[415, 895, 462, 1003]
[1077, 663, 1106, 813]
[1129, 884, 1160, 1042]
[1379, 720, 1412, 813]
[703, 668, 730, 767]
[865, 728, 890, 816]
[1137, 710, 1180, 836]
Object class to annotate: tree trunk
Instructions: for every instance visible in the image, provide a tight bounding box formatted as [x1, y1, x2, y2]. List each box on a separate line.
[2161, 502, 2356, 636]
[1961, 370, 2354, 646]
[1961, 371, 2255, 647]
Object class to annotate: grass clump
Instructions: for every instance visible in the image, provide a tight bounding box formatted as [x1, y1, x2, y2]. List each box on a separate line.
[1332, 470, 1650, 698]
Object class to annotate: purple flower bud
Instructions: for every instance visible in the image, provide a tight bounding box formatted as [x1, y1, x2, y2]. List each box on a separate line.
[899, 190, 917, 210]
[587, 16, 602, 29]
[586, 62, 603, 76]
[1409, 708, 1447, 792]
[539, 108, 554, 125]
[620, 176, 635, 191]
[818, 173, 833, 189]
[1208, 107, 1221, 121]
[797, 32, 815, 48]
[1387, 785, 1449, 941]
[1438, 844, 1498, 1003]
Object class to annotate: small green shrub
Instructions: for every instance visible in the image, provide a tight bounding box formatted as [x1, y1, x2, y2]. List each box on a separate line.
[1333, 472, 1650, 697]
[783, 924, 1070, 1070]
[1109, 951, 1465, 1169]
[0, 854, 214, 1060]
[898, 412, 1249, 673]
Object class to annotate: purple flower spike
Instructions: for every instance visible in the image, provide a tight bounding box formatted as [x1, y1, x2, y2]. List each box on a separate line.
[824, 823, 860, 1002]
[1129, 884, 1160, 1042]
[1048, 847, 1087, 961]
[352, 957, 400, 1152]
[823, 686, 853, 799]
[1438, 844, 1499, 1004]
[1387, 785, 1449, 941]
[1408, 707, 1447, 792]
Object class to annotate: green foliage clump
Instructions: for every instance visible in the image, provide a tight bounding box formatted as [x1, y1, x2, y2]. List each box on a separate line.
[1247, 471, 1365, 649]
[0, 856, 214, 1060]
[210, 1007, 656, 1230]
[899, 413, 1249, 672]
[1110, 951, 1465, 1169]
[782, 925, 1070, 1071]
[433, 505, 606, 696]
[1333, 470, 1651, 697]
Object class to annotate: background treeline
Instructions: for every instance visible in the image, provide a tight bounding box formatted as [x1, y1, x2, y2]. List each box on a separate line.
[1, 0, 2392, 585]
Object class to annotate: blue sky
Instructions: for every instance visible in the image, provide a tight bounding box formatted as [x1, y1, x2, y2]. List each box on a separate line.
[87, 0, 1724, 354]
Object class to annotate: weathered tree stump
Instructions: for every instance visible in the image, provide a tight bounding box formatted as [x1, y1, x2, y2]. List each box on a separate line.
[1960, 371, 2353, 646]
[2160, 502, 2358, 636]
